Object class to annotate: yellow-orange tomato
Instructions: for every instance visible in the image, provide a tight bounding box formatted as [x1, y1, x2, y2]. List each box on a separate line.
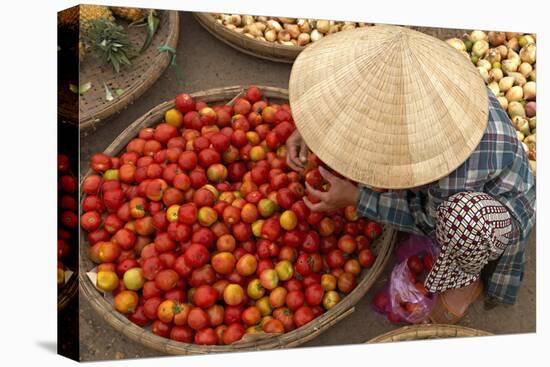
[114, 290, 139, 314]
[157, 299, 177, 323]
[321, 274, 337, 291]
[322, 290, 341, 310]
[279, 210, 298, 231]
[256, 296, 272, 316]
[166, 204, 181, 222]
[269, 287, 288, 308]
[274, 260, 294, 281]
[96, 270, 119, 292]
[247, 279, 265, 300]
[173, 303, 192, 326]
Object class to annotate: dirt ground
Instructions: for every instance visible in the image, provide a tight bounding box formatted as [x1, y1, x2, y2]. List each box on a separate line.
[77, 12, 536, 361]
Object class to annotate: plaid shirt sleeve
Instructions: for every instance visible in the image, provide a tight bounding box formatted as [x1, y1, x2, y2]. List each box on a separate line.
[355, 185, 435, 235]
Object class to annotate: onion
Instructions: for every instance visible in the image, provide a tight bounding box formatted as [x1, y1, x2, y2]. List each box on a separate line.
[470, 30, 487, 42]
[520, 43, 536, 64]
[485, 48, 501, 64]
[528, 117, 537, 130]
[487, 82, 500, 96]
[501, 59, 519, 74]
[471, 54, 479, 64]
[225, 24, 237, 30]
[265, 29, 277, 42]
[518, 34, 535, 48]
[341, 24, 356, 31]
[518, 62, 533, 77]
[280, 41, 295, 46]
[243, 32, 255, 39]
[496, 45, 508, 58]
[516, 131, 525, 142]
[507, 37, 520, 51]
[446, 38, 466, 51]
[488, 31, 507, 46]
[512, 116, 526, 130]
[253, 22, 267, 32]
[246, 24, 264, 37]
[472, 40, 489, 57]
[297, 19, 311, 33]
[242, 15, 254, 26]
[517, 118, 530, 136]
[507, 72, 527, 87]
[497, 96, 508, 110]
[506, 32, 520, 40]
[505, 86, 523, 102]
[256, 36, 267, 42]
[528, 70, 536, 82]
[297, 33, 311, 46]
[284, 24, 300, 39]
[489, 68, 503, 82]
[277, 30, 291, 42]
[507, 48, 521, 64]
[229, 14, 242, 26]
[278, 17, 296, 24]
[234, 27, 245, 34]
[316, 20, 330, 34]
[525, 101, 536, 118]
[257, 16, 268, 22]
[477, 67, 489, 83]
[523, 81, 536, 100]
[328, 24, 341, 34]
[498, 76, 514, 92]
[266, 20, 282, 31]
[477, 59, 492, 71]
[508, 101, 526, 118]
[311, 29, 323, 42]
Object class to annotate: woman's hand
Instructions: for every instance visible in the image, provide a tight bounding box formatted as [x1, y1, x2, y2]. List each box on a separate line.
[304, 167, 360, 212]
[286, 130, 308, 171]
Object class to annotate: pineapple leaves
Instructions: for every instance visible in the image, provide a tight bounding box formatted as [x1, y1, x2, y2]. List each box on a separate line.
[85, 19, 133, 73]
[140, 10, 160, 53]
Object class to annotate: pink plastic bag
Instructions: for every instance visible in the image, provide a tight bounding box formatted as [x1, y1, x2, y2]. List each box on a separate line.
[373, 234, 440, 324]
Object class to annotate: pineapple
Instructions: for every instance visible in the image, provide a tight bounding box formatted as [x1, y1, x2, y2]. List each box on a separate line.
[58, 6, 79, 29]
[110, 7, 146, 22]
[80, 5, 114, 32]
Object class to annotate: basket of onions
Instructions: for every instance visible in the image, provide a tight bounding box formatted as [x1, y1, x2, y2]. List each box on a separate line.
[193, 13, 373, 63]
[446, 31, 536, 175]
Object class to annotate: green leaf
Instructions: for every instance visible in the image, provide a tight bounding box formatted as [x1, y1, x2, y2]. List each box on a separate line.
[69, 82, 92, 95]
[115, 88, 125, 96]
[139, 10, 160, 53]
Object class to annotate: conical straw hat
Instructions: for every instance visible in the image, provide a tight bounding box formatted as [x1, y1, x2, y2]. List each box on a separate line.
[289, 25, 488, 189]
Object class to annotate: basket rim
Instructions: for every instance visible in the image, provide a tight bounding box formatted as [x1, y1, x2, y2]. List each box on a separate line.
[79, 85, 398, 355]
[58, 273, 79, 311]
[367, 324, 493, 343]
[78, 10, 180, 130]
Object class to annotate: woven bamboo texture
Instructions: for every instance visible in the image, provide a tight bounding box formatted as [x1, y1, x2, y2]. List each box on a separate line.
[367, 324, 493, 343]
[289, 24, 488, 189]
[193, 13, 468, 64]
[77, 10, 180, 130]
[58, 275, 78, 311]
[79, 85, 398, 355]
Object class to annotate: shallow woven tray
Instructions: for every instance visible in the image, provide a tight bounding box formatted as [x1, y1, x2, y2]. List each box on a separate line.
[77, 10, 180, 130]
[194, 13, 468, 64]
[367, 324, 492, 343]
[79, 85, 398, 355]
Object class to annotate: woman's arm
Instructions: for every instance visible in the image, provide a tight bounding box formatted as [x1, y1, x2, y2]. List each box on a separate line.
[356, 185, 434, 235]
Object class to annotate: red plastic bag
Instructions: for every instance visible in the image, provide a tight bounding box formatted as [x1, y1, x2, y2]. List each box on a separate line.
[372, 234, 440, 324]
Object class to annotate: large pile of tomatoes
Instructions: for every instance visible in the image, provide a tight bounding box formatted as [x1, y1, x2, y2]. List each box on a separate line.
[81, 86, 383, 345]
[58, 154, 77, 287]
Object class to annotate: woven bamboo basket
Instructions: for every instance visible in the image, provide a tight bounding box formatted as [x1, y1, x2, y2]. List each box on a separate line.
[58, 275, 78, 311]
[79, 85, 398, 355]
[367, 324, 493, 343]
[74, 10, 180, 130]
[193, 13, 468, 64]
